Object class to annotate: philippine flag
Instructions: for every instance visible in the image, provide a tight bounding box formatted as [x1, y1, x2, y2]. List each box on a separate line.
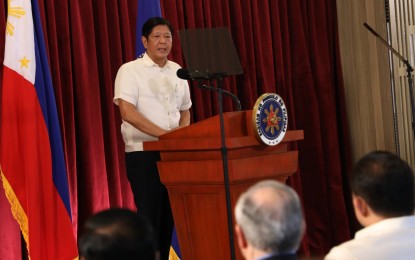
[0, 0, 77, 259]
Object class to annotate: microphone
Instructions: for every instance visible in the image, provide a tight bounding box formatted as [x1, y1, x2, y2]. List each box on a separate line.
[177, 68, 211, 80]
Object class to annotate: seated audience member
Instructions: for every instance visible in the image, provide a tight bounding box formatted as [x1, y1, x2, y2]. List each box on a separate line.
[78, 208, 158, 260]
[325, 151, 415, 259]
[234, 180, 306, 260]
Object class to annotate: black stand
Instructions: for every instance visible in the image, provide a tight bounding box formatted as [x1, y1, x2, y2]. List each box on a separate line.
[197, 81, 242, 111]
[364, 23, 415, 143]
[194, 75, 236, 260]
[178, 27, 243, 260]
[217, 77, 236, 260]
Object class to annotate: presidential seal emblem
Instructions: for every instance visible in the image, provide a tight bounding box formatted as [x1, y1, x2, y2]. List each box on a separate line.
[252, 93, 288, 146]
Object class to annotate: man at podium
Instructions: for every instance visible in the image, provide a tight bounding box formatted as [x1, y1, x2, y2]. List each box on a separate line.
[113, 17, 192, 260]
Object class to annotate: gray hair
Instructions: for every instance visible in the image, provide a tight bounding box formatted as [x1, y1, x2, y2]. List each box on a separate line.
[234, 180, 304, 254]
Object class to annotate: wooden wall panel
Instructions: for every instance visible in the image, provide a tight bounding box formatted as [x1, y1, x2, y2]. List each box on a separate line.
[336, 0, 397, 163]
[389, 0, 415, 167]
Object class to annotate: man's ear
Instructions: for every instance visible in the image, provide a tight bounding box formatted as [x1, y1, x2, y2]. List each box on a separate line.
[353, 194, 369, 217]
[141, 36, 147, 49]
[235, 224, 248, 250]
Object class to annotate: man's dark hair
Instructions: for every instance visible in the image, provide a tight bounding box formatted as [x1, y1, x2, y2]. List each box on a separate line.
[78, 208, 156, 260]
[351, 151, 414, 217]
[142, 17, 174, 38]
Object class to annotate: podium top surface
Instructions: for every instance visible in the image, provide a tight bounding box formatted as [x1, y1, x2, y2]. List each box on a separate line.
[144, 111, 303, 151]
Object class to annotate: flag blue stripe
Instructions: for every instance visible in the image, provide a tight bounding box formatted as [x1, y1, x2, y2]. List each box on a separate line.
[31, 0, 72, 217]
[135, 0, 162, 57]
[172, 228, 182, 258]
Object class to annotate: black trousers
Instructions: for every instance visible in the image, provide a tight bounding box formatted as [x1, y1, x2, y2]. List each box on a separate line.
[125, 151, 174, 260]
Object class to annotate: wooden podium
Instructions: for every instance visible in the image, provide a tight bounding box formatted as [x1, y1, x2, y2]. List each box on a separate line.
[144, 110, 303, 260]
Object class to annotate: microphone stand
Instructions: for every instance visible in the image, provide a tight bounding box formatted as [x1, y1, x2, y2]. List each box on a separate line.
[364, 23, 415, 147]
[198, 83, 242, 111]
[197, 77, 236, 260]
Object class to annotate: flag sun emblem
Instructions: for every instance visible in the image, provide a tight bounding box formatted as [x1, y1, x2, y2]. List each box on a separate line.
[252, 93, 288, 146]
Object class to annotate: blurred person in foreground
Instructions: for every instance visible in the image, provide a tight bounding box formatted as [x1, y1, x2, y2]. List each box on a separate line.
[78, 208, 158, 260]
[234, 180, 306, 260]
[325, 151, 415, 259]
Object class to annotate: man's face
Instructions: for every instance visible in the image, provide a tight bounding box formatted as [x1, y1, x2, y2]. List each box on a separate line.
[142, 25, 172, 65]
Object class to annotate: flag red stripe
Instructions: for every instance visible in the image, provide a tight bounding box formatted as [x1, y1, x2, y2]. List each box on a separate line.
[1, 66, 77, 259]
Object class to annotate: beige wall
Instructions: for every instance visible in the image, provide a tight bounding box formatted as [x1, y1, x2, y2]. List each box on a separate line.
[336, 0, 397, 163]
[387, 0, 415, 167]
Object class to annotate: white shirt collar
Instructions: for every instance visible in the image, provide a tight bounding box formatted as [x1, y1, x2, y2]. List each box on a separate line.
[355, 215, 415, 239]
[141, 52, 171, 69]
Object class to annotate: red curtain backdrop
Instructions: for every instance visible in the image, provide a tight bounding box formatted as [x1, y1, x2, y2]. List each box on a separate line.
[0, 0, 355, 257]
